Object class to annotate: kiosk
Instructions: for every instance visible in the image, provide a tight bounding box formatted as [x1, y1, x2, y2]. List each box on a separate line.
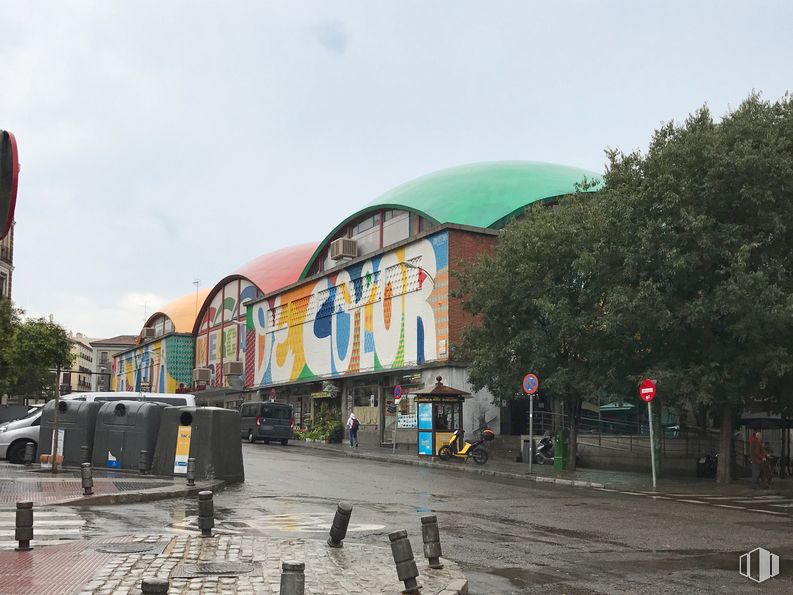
[414, 376, 471, 456]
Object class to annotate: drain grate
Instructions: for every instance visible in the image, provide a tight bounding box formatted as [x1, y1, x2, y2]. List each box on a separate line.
[95, 542, 167, 554]
[112, 481, 172, 491]
[172, 561, 260, 578]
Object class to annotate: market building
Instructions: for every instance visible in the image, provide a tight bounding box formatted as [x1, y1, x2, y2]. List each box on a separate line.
[112, 160, 598, 447]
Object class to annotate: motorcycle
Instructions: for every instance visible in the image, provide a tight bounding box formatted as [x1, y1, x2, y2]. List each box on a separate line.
[438, 429, 493, 465]
[534, 433, 554, 465]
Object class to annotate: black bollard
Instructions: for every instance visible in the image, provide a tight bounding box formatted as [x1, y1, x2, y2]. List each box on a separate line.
[327, 501, 353, 548]
[140, 577, 169, 594]
[15, 501, 33, 551]
[420, 515, 443, 569]
[197, 490, 214, 537]
[81, 462, 94, 496]
[186, 457, 196, 487]
[388, 529, 420, 594]
[80, 445, 90, 465]
[23, 442, 35, 467]
[138, 450, 149, 475]
[279, 560, 305, 595]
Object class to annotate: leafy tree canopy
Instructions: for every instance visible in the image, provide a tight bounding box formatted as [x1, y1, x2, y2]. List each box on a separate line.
[0, 301, 74, 400]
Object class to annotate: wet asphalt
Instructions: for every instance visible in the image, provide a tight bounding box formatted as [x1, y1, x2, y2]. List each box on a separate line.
[73, 443, 793, 594]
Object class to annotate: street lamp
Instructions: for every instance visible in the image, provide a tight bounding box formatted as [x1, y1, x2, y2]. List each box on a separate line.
[399, 260, 435, 287]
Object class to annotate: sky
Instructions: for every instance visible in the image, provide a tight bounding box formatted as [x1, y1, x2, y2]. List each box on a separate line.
[1, 1, 791, 338]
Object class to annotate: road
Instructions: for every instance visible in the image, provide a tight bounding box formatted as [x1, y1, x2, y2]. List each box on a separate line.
[52, 444, 793, 593]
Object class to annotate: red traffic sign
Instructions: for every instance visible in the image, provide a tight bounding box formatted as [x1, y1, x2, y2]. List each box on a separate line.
[0, 130, 20, 240]
[393, 384, 403, 403]
[522, 373, 539, 395]
[639, 379, 656, 402]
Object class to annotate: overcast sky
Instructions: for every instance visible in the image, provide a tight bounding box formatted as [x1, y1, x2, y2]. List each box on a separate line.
[1, 1, 791, 338]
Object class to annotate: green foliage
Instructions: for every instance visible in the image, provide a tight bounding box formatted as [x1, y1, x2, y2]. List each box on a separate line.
[304, 403, 344, 442]
[457, 93, 793, 473]
[0, 301, 75, 400]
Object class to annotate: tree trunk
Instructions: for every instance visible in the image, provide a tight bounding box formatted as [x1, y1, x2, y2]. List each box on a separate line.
[567, 398, 581, 470]
[717, 405, 733, 484]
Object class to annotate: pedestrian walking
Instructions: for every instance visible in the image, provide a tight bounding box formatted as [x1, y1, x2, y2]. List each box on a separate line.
[346, 411, 359, 447]
[749, 429, 768, 489]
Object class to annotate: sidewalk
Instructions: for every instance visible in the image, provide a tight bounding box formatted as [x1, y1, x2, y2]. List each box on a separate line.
[291, 440, 793, 496]
[0, 462, 223, 507]
[0, 533, 468, 595]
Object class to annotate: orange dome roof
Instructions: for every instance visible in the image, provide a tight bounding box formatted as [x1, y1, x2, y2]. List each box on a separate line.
[143, 288, 211, 335]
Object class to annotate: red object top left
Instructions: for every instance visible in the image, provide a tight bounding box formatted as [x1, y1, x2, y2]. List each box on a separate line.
[0, 130, 19, 240]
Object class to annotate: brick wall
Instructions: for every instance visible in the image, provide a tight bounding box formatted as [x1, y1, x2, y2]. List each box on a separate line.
[447, 228, 498, 354]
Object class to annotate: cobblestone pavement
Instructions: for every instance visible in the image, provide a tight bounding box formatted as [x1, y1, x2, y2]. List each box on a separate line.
[0, 533, 467, 594]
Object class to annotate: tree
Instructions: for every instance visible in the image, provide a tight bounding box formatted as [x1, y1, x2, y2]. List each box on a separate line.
[457, 179, 606, 470]
[596, 94, 793, 483]
[0, 305, 74, 402]
[458, 93, 793, 482]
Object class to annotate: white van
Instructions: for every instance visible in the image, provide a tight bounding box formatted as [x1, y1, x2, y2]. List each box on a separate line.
[69, 391, 197, 407]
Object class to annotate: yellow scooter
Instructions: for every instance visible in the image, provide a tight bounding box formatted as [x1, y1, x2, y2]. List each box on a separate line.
[437, 429, 493, 465]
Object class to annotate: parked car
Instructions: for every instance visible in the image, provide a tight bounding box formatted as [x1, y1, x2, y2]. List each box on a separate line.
[69, 391, 197, 407]
[0, 397, 84, 464]
[240, 401, 293, 445]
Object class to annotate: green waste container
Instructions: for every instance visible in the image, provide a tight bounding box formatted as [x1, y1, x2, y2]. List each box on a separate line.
[554, 430, 568, 470]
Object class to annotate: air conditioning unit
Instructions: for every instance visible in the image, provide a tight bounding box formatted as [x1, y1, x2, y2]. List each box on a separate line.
[141, 327, 156, 339]
[193, 367, 211, 382]
[329, 238, 357, 260]
[223, 361, 244, 376]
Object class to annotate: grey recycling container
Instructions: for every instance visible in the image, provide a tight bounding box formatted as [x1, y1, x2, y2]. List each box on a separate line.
[151, 407, 244, 483]
[39, 400, 103, 467]
[92, 401, 164, 470]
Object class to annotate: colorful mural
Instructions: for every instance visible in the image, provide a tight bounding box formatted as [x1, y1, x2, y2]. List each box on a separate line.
[113, 335, 194, 393]
[194, 278, 262, 388]
[252, 231, 449, 385]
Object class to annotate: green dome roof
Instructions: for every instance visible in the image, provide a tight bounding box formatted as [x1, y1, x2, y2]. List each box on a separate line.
[300, 161, 600, 279]
[367, 160, 600, 228]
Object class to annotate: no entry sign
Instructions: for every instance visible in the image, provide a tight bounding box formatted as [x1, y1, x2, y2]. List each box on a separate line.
[639, 378, 656, 403]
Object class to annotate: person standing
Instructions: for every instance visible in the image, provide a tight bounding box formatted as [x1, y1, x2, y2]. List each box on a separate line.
[346, 411, 359, 447]
[749, 429, 767, 489]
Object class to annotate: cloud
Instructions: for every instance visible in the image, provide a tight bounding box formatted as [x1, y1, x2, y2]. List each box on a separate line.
[313, 20, 348, 54]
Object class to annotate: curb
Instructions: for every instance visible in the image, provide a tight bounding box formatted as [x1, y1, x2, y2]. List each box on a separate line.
[295, 442, 606, 490]
[53, 479, 226, 506]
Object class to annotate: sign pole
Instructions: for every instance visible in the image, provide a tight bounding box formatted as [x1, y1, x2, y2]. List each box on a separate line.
[522, 373, 539, 475]
[648, 401, 656, 490]
[529, 393, 534, 475]
[393, 385, 402, 455]
[52, 365, 61, 474]
[639, 378, 658, 490]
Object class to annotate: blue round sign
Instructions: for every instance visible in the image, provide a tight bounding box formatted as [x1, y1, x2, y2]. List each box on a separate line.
[522, 373, 539, 395]
[393, 384, 403, 401]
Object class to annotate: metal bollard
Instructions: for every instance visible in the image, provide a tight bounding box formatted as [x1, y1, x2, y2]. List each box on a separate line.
[139, 450, 149, 475]
[81, 462, 94, 496]
[15, 501, 33, 551]
[327, 501, 353, 548]
[23, 442, 35, 467]
[420, 515, 443, 569]
[140, 577, 170, 594]
[197, 490, 214, 537]
[388, 529, 420, 594]
[279, 560, 305, 595]
[186, 457, 196, 486]
[80, 445, 90, 465]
